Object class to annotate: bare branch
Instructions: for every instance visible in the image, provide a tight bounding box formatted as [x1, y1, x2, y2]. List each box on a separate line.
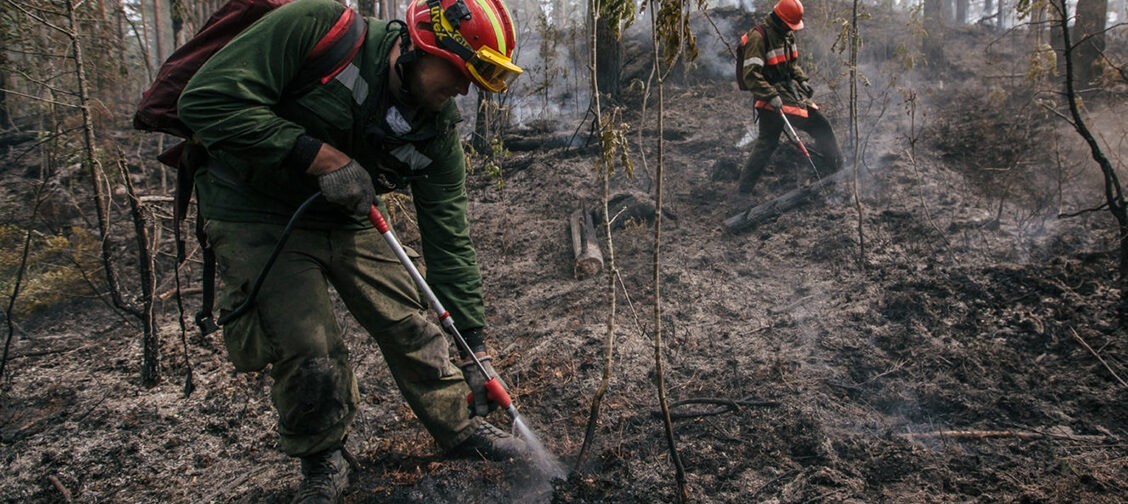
[1069, 327, 1128, 388]
[0, 88, 80, 108]
[3, 0, 72, 35]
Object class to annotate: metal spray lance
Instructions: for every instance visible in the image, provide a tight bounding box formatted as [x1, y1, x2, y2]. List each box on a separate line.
[366, 204, 519, 423]
[777, 108, 823, 179]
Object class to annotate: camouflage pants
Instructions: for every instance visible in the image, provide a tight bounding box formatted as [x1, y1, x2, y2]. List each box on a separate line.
[205, 220, 478, 457]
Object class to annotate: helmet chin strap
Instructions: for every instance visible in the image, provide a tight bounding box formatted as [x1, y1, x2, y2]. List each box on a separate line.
[389, 20, 419, 107]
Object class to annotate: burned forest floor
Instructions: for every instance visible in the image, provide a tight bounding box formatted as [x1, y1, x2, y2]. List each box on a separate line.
[3, 17, 1128, 504]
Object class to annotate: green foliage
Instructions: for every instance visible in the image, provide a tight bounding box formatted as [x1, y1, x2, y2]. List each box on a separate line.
[1014, 0, 1051, 20]
[896, 2, 927, 70]
[531, 8, 564, 106]
[0, 224, 100, 318]
[598, 107, 632, 178]
[1026, 43, 1058, 83]
[653, 0, 698, 65]
[600, 0, 637, 38]
[464, 137, 509, 191]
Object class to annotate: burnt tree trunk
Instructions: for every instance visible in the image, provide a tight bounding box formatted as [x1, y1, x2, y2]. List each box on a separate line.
[1074, 0, 1109, 91]
[923, 0, 948, 66]
[474, 92, 498, 152]
[725, 171, 846, 233]
[596, 19, 622, 100]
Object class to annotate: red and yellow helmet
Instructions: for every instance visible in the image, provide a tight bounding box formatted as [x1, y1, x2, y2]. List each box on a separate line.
[406, 0, 523, 93]
[773, 0, 805, 31]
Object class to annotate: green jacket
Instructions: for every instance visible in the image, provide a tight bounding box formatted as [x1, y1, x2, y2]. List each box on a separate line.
[179, 0, 484, 330]
[739, 15, 813, 112]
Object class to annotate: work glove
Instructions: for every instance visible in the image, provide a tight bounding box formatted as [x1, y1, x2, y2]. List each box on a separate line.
[800, 81, 814, 98]
[460, 353, 506, 417]
[767, 95, 783, 110]
[317, 159, 375, 216]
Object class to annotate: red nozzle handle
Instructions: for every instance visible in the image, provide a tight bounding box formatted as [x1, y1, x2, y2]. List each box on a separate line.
[484, 377, 512, 408]
[368, 204, 390, 233]
[466, 378, 513, 409]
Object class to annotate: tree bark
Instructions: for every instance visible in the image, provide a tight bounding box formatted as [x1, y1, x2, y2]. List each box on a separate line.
[1074, 0, 1109, 90]
[473, 92, 498, 152]
[595, 19, 622, 99]
[0, 70, 10, 131]
[570, 207, 603, 279]
[923, 0, 947, 66]
[152, 0, 175, 63]
[357, 0, 375, 16]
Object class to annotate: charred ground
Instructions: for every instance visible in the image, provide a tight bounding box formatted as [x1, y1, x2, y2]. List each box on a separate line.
[2, 8, 1128, 504]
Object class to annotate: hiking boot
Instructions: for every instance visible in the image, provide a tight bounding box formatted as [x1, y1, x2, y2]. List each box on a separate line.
[737, 166, 764, 194]
[293, 448, 349, 504]
[452, 421, 528, 461]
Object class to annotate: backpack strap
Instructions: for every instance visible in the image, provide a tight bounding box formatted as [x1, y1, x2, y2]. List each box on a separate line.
[195, 214, 220, 336]
[290, 7, 368, 96]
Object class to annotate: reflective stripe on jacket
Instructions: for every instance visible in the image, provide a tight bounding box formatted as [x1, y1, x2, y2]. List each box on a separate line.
[739, 15, 814, 116]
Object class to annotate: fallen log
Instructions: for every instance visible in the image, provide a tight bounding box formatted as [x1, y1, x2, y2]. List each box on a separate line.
[896, 430, 1043, 441]
[570, 206, 603, 279]
[724, 170, 845, 233]
[895, 429, 1109, 443]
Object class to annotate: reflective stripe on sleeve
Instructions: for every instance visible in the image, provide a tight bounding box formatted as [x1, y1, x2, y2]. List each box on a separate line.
[743, 56, 764, 69]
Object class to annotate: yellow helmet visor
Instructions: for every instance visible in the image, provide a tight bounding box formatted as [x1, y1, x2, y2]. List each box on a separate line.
[467, 45, 523, 93]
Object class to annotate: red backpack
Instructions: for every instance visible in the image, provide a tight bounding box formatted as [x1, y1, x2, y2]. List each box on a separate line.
[133, 0, 367, 336]
[134, 0, 365, 143]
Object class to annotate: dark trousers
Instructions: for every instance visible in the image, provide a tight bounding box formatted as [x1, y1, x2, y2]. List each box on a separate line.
[739, 108, 842, 193]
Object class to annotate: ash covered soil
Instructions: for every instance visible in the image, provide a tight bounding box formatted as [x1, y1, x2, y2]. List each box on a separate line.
[3, 22, 1128, 504]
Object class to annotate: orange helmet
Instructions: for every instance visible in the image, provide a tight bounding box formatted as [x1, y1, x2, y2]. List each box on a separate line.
[405, 0, 523, 92]
[773, 0, 804, 31]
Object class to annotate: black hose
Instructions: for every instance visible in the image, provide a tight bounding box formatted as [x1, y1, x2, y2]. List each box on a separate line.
[216, 192, 323, 326]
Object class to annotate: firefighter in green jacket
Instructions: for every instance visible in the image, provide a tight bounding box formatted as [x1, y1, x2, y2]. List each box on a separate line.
[737, 0, 842, 194]
[178, 0, 525, 501]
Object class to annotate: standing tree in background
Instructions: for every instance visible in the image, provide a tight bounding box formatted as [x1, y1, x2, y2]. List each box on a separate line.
[922, 0, 948, 66]
[358, 0, 396, 17]
[0, 61, 9, 131]
[0, 1, 8, 129]
[1048, 0, 1128, 322]
[594, 0, 635, 101]
[1073, 0, 1108, 91]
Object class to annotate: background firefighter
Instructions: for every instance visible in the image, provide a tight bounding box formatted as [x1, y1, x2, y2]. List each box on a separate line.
[737, 0, 843, 194]
[177, 0, 526, 501]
